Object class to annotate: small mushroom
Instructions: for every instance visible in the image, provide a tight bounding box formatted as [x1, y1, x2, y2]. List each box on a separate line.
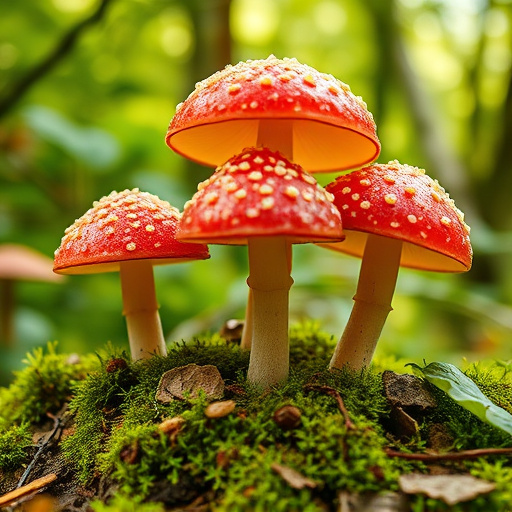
[322, 161, 472, 370]
[53, 189, 209, 360]
[177, 147, 343, 387]
[0, 244, 63, 346]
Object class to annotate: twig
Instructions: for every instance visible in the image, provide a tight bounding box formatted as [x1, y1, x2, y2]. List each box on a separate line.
[386, 447, 512, 462]
[0, 473, 57, 508]
[17, 411, 63, 488]
[304, 384, 355, 430]
[0, 0, 113, 119]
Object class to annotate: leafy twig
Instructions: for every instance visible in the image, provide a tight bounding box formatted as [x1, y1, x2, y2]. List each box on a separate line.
[0, 0, 113, 119]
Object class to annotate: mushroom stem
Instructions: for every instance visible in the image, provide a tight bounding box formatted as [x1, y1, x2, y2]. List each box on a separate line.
[246, 236, 294, 386]
[119, 260, 167, 360]
[330, 234, 402, 370]
[257, 119, 294, 159]
[239, 289, 253, 351]
[240, 120, 294, 351]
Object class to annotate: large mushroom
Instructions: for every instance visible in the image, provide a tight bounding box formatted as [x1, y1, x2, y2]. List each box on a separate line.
[166, 55, 380, 173]
[321, 161, 472, 370]
[166, 55, 380, 348]
[53, 189, 209, 360]
[0, 243, 63, 346]
[178, 147, 343, 386]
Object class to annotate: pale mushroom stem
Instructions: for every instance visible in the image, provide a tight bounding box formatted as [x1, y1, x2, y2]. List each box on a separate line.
[330, 234, 402, 370]
[240, 120, 294, 351]
[246, 236, 294, 386]
[119, 260, 167, 360]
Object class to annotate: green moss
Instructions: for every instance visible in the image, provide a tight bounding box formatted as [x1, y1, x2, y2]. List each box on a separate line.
[0, 341, 97, 427]
[0, 422, 32, 471]
[89, 493, 165, 511]
[3, 324, 512, 510]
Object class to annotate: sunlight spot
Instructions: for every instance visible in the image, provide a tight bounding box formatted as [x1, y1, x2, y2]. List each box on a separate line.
[52, 0, 95, 12]
[231, 0, 279, 45]
[313, 1, 347, 37]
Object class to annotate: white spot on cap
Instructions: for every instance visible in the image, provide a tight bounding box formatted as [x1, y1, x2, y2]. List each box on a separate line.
[248, 171, 263, 181]
[342, 187, 351, 194]
[284, 186, 299, 199]
[407, 215, 417, 223]
[302, 191, 314, 202]
[360, 201, 371, 210]
[261, 197, 275, 210]
[351, 193, 360, 201]
[228, 84, 241, 94]
[390, 221, 400, 228]
[146, 225, 155, 232]
[246, 208, 259, 218]
[238, 161, 251, 171]
[259, 184, 274, 195]
[126, 242, 136, 251]
[385, 194, 397, 205]
[234, 189, 247, 199]
[441, 216, 452, 226]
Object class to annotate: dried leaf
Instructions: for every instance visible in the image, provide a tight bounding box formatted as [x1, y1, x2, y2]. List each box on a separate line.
[204, 400, 236, 419]
[155, 364, 224, 403]
[399, 473, 495, 505]
[271, 463, 317, 490]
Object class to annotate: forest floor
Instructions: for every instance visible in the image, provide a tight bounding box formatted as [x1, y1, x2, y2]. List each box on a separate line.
[1, 322, 512, 511]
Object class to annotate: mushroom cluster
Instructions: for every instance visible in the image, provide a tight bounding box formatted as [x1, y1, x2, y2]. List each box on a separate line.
[52, 55, 473, 387]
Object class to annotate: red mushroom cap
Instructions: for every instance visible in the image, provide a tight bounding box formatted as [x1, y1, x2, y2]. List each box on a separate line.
[323, 161, 472, 272]
[54, 189, 210, 275]
[166, 56, 380, 172]
[178, 147, 344, 245]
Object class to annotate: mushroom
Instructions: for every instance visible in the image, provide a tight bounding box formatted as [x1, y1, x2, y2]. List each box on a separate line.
[0, 243, 63, 346]
[178, 147, 343, 386]
[166, 55, 380, 173]
[321, 161, 472, 370]
[165, 55, 380, 349]
[53, 189, 209, 360]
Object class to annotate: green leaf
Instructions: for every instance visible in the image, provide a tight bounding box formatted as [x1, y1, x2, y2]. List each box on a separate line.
[24, 106, 120, 170]
[409, 362, 512, 436]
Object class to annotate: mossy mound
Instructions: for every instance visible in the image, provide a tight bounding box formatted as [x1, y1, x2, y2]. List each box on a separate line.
[1, 323, 512, 511]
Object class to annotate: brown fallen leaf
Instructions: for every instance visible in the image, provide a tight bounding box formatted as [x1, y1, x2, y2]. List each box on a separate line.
[271, 463, 317, 490]
[204, 400, 236, 419]
[399, 473, 496, 506]
[155, 364, 225, 403]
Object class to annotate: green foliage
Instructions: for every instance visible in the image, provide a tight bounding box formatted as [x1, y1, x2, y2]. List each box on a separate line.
[410, 362, 512, 436]
[0, 342, 97, 427]
[89, 493, 164, 512]
[0, 422, 32, 471]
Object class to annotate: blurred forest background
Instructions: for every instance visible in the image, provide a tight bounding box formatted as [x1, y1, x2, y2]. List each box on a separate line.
[1, 0, 512, 383]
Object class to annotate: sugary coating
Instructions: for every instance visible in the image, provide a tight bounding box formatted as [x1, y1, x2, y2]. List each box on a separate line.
[178, 147, 344, 245]
[166, 56, 380, 172]
[54, 189, 209, 274]
[324, 161, 472, 272]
